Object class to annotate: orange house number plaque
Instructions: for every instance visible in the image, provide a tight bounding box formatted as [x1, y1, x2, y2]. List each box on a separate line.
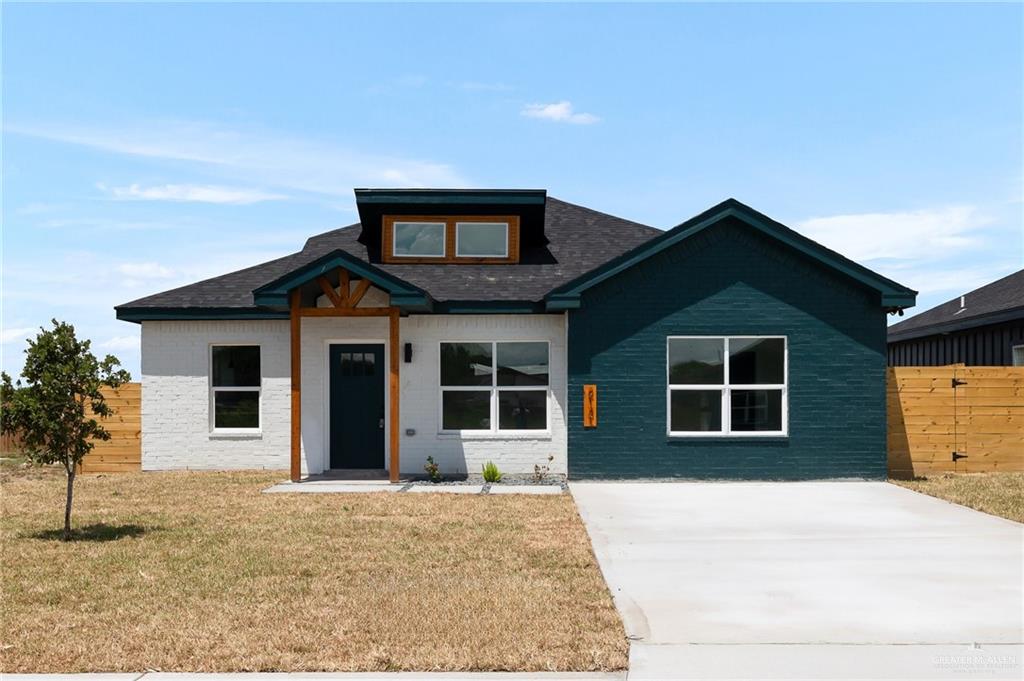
[583, 384, 598, 428]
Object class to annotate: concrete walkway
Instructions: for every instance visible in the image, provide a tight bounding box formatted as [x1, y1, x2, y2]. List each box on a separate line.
[571, 481, 1023, 680]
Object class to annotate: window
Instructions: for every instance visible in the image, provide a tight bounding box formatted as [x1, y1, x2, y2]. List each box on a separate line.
[1014, 345, 1024, 367]
[382, 215, 520, 263]
[393, 221, 446, 258]
[440, 341, 549, 432]
[456, 222, 508, 257]
[667, 336, 786, 436]
[211, 345, 260, 430]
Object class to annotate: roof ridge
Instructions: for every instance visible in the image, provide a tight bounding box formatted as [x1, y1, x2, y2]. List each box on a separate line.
[302, 221, 361, 251]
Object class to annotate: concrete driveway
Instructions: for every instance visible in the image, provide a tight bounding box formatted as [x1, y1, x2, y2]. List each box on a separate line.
[571, 481, 1023, 680]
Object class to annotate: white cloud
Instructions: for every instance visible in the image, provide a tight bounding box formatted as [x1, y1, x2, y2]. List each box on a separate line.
[116, 262, 177, 280]
[882, 262, 1018, 296]
[796, 205, 992, 262]
[8, 120, 468, 193]
[97, 335, 139, 351]
[102, 183, 287, 205]
[1, 327, 36, 344]
[521, 101, 600, 125]
[795, 204, 1019, 316]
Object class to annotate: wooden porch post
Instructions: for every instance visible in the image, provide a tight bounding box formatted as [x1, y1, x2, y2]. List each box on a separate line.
[389, 307, 400, 483]
[290, 288, 302, 482]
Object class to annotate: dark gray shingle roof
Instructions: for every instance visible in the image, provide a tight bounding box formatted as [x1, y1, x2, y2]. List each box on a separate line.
[887, 268, 1024, 342]
[117, 197, 661, 311]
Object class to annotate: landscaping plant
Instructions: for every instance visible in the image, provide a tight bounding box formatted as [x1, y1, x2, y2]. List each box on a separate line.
[482, 461, 502, 483]
[0, 320, 130, 540]
[533, 455, 554, 483]
[424, 455, 442, 482]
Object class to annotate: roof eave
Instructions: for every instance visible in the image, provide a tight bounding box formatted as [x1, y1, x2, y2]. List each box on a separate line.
[888, 305, 1024, 343]
[115, 307, 290, 324]
[354, 188, 547, 206]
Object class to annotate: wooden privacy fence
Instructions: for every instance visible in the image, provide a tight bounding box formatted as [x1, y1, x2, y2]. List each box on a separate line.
[888, 366, 1024, 478]
[79, 383, 142, 473]
[0, 383, 140, 472]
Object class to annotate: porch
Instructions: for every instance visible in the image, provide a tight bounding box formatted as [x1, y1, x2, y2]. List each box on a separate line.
[253, 251, 428, 483]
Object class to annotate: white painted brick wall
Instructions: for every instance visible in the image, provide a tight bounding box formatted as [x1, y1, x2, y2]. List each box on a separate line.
[140, 320, 291, 470]
[140, 312, 568, 477]
[398, 314, 568, 477]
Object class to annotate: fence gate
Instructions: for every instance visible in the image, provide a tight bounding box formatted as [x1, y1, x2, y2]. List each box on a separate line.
[887, 366, 1024, 478]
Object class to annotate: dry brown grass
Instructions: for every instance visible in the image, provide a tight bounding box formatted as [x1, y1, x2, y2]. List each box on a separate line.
[0, 466, 626, 672]
[891, 473, 1024, 523]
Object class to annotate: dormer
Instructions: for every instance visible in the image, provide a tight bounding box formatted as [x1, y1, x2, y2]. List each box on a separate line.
[354, 188, 548, 264]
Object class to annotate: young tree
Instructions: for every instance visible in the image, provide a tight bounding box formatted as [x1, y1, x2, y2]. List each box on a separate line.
[1, 320, 131, 540]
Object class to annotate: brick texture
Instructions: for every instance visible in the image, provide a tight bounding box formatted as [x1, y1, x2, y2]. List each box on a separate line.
[141, 313, 567, 477]
[567, 219, 888, 480]
[140, 320, 291, 471]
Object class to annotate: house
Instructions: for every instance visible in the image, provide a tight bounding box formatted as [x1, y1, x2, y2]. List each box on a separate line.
[116, 190, 917, 481]
[887, 269, 1024, 367]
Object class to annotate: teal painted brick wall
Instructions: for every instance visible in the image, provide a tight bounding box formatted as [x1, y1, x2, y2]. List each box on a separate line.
[567, 218, 888, 480]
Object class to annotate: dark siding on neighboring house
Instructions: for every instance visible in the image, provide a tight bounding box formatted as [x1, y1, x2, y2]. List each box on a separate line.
[887, 319, 1024, 366]
[567, 218, 888, 480]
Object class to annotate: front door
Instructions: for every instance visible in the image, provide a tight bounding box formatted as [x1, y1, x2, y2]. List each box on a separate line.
[329, 343, 385, 469]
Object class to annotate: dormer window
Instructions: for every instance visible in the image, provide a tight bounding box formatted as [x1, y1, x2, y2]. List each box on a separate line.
[382, 215, 520, 264]
[393, 221, 446, 258]
[456, 221, 508, 258]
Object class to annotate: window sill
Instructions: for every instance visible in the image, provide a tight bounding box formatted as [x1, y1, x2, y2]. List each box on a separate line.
[667, 434, 788, 442]
[209, 431, 263, 440]
[437, 431, 552, 442]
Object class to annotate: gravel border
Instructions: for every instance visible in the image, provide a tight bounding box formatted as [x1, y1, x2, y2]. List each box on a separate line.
[408, 474, 566, 487]
[407, 478, 568, 492]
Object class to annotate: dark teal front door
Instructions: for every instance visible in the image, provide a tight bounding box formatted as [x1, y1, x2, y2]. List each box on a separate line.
[329, 344, 385, 469]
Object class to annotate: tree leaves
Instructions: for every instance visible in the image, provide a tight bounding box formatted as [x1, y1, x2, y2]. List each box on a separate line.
[1, 320, 132, 536]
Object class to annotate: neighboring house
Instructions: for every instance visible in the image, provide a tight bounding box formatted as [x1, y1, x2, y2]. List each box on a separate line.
[887, 269, 1024, 367]
[116, 190, 916, 481]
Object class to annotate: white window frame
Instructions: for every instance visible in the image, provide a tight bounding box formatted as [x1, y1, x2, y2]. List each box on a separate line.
[666, 336, 788, 437]
[392, 221, 447, 259]
[209, 343, 262, 434]
[1013, 344, 1024, 367]
[455, 221, 509, 258]
[439, 340, 550, 435]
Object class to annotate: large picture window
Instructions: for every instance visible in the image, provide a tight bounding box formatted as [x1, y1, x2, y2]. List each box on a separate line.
[667, 336, 786, 436]
[211, 345, 261, 431]
[440, 341, 549, 432]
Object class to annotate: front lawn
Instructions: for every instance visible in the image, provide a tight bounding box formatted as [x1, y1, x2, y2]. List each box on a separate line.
[891, 472, 1024, 523]
[0, 466, 626, 672]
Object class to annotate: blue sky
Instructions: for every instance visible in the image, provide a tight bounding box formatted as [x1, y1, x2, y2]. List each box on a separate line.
[3, 2, 1022, 378]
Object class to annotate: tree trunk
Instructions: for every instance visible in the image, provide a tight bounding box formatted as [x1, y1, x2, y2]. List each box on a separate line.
[63, 465, 76, 541]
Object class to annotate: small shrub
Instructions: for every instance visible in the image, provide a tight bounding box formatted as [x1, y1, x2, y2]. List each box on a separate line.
[533, 455, 554, 483]
[424, 456, 442, 483]
[482, 461, 502, 483]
